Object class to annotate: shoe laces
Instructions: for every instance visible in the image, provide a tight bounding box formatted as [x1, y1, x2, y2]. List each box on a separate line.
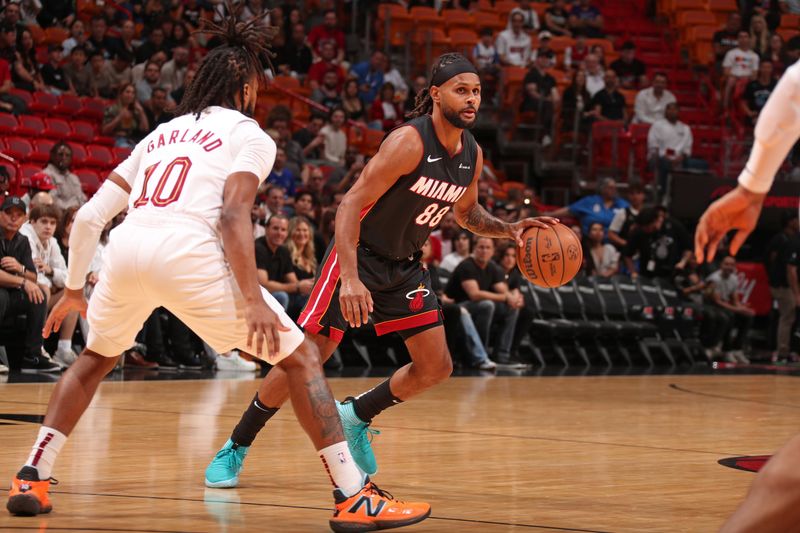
[366, 481, 400, 503]
[216, 447, 244, 470]
[353, 425, 381, 452]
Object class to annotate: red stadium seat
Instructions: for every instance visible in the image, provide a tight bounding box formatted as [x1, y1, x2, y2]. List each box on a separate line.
[69, 143, 88, 166]
[9, 88, 32, 107]
[54, 94, 83, 116]
[112, 146, 132, 163]
[4, 137, 34, 161]
[75, 168, 102, 196]
[84, 144, 114, 169]
[43, 118, 73, 139]
[629, 123, 652, 182]
[19, 163, 41, 181]
[71, 120, 97, 144]
[31, 139, 56, 164]
[0, 113, 18, 134]
[589, 121, 630, 178]
[29, 91, 60, 114]
[77, 97, 106, 121]
[16, 115, 45, 137]
[442, 9, 475, 31]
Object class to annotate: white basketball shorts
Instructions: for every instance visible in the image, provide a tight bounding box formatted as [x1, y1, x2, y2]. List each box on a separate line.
[85, 214, 304, 364]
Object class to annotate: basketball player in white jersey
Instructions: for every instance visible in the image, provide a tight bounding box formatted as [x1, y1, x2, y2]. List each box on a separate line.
[695, 60, 800, 532]
[6, 15, 430, 532]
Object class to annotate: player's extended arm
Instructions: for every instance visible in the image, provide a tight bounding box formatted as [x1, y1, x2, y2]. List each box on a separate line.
[43, 174, 131, 335]
[220, 172, 290, 358]
[453, 146, 558, 246]
[695, 61, 800, 263]
[334, 126, 422, 327]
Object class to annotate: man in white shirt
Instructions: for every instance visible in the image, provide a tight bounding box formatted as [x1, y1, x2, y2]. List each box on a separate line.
[722, 30, 760, 109]
[648, 102, 694, 198]
[634, 72, 676, 124]
[584, 53, 605, 97]
[508, 0, 540, 31]
[496, 11, 532, 67]
[320, 107, 348, 166]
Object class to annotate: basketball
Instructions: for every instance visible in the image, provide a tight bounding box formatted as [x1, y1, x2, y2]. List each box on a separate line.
[517, 223, 582, 288]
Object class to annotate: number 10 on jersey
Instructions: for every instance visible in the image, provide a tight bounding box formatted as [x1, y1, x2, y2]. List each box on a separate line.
[133, 157, 193, 208]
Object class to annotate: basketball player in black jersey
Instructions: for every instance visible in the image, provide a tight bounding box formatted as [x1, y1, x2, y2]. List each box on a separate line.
[205, 53, 558, 486]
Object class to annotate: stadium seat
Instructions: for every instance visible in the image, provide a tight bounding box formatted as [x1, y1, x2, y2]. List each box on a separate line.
[501, 66, 528, 108]
[9, 88, 32, 107]
[409, 7, 442, 32]
[0, 113, 18, 134]
[69, 143, 88, 166]
[43, 27, 68, 45]
[522, 282, 585, 366]
[54, 94, 83, 116]
[112, 146, 132, 163]
[475, 11, 505, 32]
[84, 144, 114, 169]
[708, 0, 738, 14]
[4, 137, 33, 161]
[31, 139, 55, 164]
[449, 28, 479, 55]
[413, 28, 452, 68]
[16, 115, 45, 137]
[43, 118, 73, 139]
[629, 123, 652, 182]
[376, 3, 414, 48]
[780, 13, 800, 30]
[71, 120, 97, 144]
[28, 25, 45, 45]
[29, 91, 60, 114]
[77, 97, 106, 121]
[442, 9, 475, 31]
[362, 129, 385, 156]
[75, 168, 102, 196]
[589, 121, 629, 178]
[19, 163, 41, 181]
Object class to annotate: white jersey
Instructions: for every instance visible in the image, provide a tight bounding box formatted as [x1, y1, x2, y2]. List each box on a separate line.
[113, 106, 276, 230]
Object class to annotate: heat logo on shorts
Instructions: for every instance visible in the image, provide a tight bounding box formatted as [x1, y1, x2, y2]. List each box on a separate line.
[406, 283, 430, 312]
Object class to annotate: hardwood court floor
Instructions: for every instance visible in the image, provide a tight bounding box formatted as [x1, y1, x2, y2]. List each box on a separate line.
[0, 374, 796, 532]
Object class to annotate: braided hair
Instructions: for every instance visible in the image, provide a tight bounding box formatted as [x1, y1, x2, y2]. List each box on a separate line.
[176, 4, 277, 117]
[407, 53, 468, 119]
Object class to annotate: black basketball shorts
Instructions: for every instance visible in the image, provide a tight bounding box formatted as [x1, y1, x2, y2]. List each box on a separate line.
[298, 240, 443, 341]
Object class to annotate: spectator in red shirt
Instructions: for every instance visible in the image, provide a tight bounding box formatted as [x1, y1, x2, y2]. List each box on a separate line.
[0, 57, 25, 115]
[307, 41, 346, 92]
[369, 82, 404, 132]
[307, 9, 345, 64]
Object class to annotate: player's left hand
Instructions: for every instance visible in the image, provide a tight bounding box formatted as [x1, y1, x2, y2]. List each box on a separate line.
[43, 287, 87, 337]
[508, 217, 559, 247]
[695, 185, 766, 263]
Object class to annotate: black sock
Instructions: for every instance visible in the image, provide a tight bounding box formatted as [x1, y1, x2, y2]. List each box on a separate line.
[351, 379, 402, 423]
[230, 393, 279, 447]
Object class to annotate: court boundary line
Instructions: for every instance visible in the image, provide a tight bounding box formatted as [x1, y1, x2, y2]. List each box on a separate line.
[0, 487, 613, 532]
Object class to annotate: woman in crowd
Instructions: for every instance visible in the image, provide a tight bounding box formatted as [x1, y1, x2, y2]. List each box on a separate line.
[440, 229, 473, 273]
[764, 33, 786, 75]
[369, 82, 404, 131]
[286, 216, 317, 319]
[62, 19, 87, 55]
[750, 15, 771, 58]
[55, 206, 78, 261]
[341, 78, 366, 122]
[562, 69, 592, 134]
[497, 242, 534, 365]
[102, 83, 150, 148]
[13, 28, 43, 92]
[583, 222, 620, 277]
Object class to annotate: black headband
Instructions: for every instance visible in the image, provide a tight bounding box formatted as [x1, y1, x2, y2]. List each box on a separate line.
[430, 59, 479, 88]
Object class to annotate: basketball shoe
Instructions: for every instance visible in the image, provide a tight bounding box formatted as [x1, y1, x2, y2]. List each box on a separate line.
[7, 466, 55, 516]
[204, 439, 248, 488]
[337, 399, 379, 476]
[330, 480, 431, 533]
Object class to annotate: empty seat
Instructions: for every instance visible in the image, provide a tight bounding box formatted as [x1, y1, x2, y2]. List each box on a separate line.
[29, 91, 60, 114]
[69, 143, 88, 166]
[84, 144, 114, 168]
[43, 118, 72, 139]
[54, 94, 82, 116]
[16, 115, 46, 137]
[75, 168, 102, 196]
[19, 163, 41, 181]
[4, 137, 34, 161]
[112, 146, 132, 163]
[77, 97, 106, 121]
[0, 113, 18, 134]
[70, 120, 97, 144]
[31, 139, 56, 164]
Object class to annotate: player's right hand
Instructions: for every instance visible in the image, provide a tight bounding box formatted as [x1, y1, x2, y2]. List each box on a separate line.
[339, 276, 373, 328]
[43, 287, 87, 337]
[694, 185, 767, 263]
[244, 301, 291, 359]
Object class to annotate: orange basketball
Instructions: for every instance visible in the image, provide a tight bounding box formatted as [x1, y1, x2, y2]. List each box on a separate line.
[516, 223, 582, 288]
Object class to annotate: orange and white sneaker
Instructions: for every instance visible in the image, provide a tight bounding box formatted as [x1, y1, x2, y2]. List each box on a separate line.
[7, 466, 55, 516]
[329, 480, 431, 532]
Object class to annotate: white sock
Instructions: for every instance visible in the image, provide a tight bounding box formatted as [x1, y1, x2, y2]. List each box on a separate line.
[57, 340, 71, 352]
[25, 426, 67, 479]
[319, 441, 366, 497]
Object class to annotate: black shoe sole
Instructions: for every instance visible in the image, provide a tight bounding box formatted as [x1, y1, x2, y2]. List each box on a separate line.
[329, 507, 431, 532]
[7, 494, 50, 516]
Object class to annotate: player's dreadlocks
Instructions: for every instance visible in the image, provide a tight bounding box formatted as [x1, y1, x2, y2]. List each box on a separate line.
[407, 53, 468, 119]
[175, 3, 278, 117]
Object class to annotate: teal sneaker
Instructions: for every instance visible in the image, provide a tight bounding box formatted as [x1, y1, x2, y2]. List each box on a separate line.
[204, 439, 248, 488]
[336, 399, 379, 475]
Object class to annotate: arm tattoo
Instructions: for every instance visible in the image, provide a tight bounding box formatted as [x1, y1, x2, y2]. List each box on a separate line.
[463, 203, 511, 238]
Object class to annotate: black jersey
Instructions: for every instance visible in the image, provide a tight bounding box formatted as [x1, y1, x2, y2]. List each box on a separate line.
[359, 115, 478, 261]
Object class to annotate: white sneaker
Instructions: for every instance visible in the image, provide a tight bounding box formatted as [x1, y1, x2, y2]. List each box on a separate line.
[216, 351, 258, 372]
[0, 363, 8, 374]
[476, 359, 497, 371]
[54, 347, 78, 367]
[733, 350, 750, 364]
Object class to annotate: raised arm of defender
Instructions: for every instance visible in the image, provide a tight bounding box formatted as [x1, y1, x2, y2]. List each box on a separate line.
[696, 60, 800, 263]
[453, 145, 558, 247]
[334, 126, 422, 328]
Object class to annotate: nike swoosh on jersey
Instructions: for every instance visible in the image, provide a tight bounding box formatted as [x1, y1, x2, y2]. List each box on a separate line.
[427, 155, 443, 163]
